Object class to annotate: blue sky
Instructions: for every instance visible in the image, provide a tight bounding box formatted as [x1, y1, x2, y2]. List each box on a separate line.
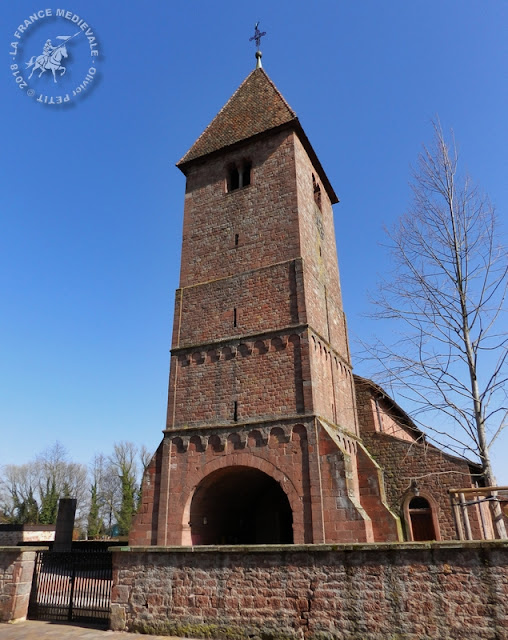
[1, 1, 507, 483]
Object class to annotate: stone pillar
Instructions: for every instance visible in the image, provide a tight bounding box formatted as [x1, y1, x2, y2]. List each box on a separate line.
[0, 548, 41, 622]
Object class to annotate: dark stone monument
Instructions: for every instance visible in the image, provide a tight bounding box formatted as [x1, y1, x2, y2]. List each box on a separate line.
[53, 498, 76, 552]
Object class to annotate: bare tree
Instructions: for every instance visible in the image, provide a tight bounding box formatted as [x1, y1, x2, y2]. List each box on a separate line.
[36, 442, 88, 526]
[0, 442, 88, 527]
[366, 123, 507, 536]
[87, 453, 122, 537]
[0, 463, 39, 524]
[139, 445, 152, 473]
[1, 442, 151, 535]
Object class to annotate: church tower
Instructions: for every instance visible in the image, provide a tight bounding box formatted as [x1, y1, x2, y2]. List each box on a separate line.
[130, 59, 400, 546]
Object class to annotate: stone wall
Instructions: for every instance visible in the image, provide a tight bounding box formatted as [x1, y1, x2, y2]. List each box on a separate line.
[0, 547, 42, 622]
[0, 525, 55, 546]
[360, 431, 484, 541]
[354, 378, 487, 541]
[178, 131, 300, 289]
[111, 541, 508, 640]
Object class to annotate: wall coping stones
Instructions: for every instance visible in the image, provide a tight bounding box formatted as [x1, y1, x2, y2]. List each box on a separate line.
[0, 524, 55, 531]
[0, 546, 49, 552]
[111, 540, 508, 554]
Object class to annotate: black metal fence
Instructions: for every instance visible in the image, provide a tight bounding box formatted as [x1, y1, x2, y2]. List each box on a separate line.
[28, 550, 112, 625]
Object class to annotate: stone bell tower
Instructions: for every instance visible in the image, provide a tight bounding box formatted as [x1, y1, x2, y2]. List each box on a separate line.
[130, 58, 399, 546]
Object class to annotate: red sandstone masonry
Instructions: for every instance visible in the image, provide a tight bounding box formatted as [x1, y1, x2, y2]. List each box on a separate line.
[361, 430, 484, 540]
[0, 547, 44, 622]
[167, 332, 305, 428]
[178, 131, 300, 289]
[168, 125, 356, 440]
[130, 419, 382, 547]
[294, 136, 347, 361]
[173, 260, 304, 349]
[110, 542, 508, 640]
[355, 381, 485, 540]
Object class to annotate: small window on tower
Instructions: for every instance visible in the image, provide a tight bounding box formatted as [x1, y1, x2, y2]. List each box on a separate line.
[227, 161, 252, 192]
[228, 167, 240, 191]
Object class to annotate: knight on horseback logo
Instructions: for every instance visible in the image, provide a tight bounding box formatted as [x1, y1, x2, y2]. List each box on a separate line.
[26, 33, 78, 83]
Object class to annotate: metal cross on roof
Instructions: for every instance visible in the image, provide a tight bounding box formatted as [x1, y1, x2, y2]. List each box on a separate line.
[249, 22, 266, 50]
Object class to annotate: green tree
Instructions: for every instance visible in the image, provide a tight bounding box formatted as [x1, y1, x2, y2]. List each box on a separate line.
[117, 474, 136, 536]
[39, 478, 59, 524]
[1, 464, 39, 524]
[12, 486, 39, 525]
[109, 442, 138, 536]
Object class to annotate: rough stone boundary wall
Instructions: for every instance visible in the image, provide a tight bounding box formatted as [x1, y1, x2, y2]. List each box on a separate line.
[0, 525, 55, 545]
[111, 541, 508, 640]
[0, 547, 44, 622]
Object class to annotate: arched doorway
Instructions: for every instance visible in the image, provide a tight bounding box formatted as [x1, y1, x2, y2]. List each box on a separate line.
[189, 466, 293, 545]
[406, 496, 438, 541]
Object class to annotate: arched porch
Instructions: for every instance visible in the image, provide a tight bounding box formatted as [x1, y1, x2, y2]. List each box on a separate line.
[188, 465, 294, 545]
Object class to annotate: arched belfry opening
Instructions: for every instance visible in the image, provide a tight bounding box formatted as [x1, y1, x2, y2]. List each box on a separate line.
[189, 466, 293, 545]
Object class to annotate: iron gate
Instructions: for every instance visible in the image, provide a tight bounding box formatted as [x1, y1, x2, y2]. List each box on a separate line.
[28, 550, 112, 625]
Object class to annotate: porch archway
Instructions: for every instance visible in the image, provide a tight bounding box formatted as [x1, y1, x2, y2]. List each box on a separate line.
[189, 465, 293, 545]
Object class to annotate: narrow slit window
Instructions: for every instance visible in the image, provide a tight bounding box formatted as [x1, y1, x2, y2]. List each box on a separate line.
[312, 173, 322, 210]
[233, 308, 237, 327]
[233, 401, 238, 422]
[235, 233, 239, 246]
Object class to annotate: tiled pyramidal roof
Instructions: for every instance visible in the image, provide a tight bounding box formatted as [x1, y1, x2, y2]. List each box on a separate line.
[177, 68, 298, 166]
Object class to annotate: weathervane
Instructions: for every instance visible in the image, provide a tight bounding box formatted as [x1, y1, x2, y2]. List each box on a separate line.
[249, 22, 266, 69]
